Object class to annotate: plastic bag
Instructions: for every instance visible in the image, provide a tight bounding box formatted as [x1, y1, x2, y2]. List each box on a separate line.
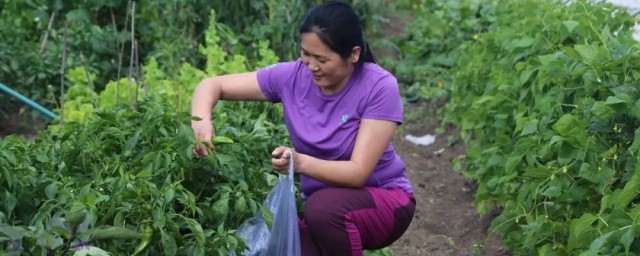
[232, 151, 301, 256]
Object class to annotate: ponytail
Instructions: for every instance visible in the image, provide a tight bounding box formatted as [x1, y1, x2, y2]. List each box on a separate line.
[361, 39, 377, 64]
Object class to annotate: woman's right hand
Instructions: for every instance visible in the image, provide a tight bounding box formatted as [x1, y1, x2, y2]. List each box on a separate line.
[190, 72, 265, 157]
[192, 119, 215, 157]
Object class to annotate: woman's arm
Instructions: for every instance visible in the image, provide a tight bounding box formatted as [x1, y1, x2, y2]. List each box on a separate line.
[192, 72, 266, 156]
[272, 119, 397, 187]
[191, 71, 266, 119]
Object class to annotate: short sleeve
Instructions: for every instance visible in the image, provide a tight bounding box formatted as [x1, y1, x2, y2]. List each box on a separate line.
[362, 76, 403, 124]
[256, 61, 299, 103]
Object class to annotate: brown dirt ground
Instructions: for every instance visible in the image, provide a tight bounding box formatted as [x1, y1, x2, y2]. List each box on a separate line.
[388, 102, 510, 256]
[0, 100, 47, 139]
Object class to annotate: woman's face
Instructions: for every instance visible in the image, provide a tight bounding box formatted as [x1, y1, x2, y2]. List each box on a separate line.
[300, 32, 360, 95]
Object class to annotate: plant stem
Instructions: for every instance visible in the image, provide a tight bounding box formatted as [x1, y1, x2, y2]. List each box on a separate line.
[59, 232, 76, 256]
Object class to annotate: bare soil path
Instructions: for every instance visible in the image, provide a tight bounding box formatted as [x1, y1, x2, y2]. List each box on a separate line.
[388, 103, 509, 256]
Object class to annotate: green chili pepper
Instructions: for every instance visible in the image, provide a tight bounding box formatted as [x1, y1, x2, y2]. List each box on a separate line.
[211, 136, 234, 145]
[131, 225, 154, 256]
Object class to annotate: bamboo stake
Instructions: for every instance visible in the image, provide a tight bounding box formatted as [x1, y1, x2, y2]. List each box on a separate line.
[58, 21, 69, 137]
[133, 37, 147, 101]
[112, 1, 131, 107]
[128, 1, 136, 109]
[133, 40, 140, 111]
[131, 35, 147, 101]
[80, 53, 98, 109]
[141, 53, 148, 100]
[39, 11, 56, 54]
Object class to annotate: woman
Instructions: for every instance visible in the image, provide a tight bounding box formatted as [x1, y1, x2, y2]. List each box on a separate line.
[191, 1, 415, 255]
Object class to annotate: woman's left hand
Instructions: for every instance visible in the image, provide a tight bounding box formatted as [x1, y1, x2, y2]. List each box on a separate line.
[271, 146, 301, 174]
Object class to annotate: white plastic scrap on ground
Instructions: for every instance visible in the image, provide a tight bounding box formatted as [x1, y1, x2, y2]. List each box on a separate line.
[404, 134, 436, 146]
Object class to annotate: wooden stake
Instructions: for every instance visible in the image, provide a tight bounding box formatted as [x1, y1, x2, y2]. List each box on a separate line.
[59, 21, 69, 137]
[80, 53, 98, 109]
[133, 40, 140, 111]
[128, 1, 136, 109]
[39, 11, 56, 54]
[112, 1, 131, 107]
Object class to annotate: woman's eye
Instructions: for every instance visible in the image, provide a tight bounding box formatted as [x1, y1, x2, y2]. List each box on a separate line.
[318, 59, 327, 64]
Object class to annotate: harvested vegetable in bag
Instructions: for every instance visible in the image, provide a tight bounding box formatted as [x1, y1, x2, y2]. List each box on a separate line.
[233, 151, 301, 256]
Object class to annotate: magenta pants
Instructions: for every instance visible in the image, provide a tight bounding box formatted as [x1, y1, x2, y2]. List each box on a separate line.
[298, 187, 416, 256]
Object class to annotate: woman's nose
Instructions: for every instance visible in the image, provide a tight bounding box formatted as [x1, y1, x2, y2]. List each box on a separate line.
[308, 63, 319, 72]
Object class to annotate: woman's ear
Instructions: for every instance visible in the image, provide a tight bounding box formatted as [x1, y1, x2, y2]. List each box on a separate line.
[349, 46, 361, 64]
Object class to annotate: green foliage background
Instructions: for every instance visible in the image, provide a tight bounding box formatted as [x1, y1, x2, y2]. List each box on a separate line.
[0, 0, 385, 117]
[1, 8, 288, 255]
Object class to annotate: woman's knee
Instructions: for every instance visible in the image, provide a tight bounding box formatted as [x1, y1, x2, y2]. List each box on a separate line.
[303, 188, 375, 229]
[303, 189, 342, 228]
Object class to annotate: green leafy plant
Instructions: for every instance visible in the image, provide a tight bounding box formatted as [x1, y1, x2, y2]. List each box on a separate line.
[437, 0, 640, 254]
[1, 97, 289, 255]
[382, 0, 495, 102]
[52, 8, 280, 125]
[2, 7, 289, 255]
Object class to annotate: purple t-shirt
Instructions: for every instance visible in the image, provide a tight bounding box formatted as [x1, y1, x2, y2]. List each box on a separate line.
[257, 59, 413, 198]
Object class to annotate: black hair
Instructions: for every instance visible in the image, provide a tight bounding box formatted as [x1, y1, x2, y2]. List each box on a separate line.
[298, 1, 377, 64]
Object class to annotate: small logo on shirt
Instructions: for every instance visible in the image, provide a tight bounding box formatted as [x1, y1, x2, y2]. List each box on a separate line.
[340, 113, 349, 124]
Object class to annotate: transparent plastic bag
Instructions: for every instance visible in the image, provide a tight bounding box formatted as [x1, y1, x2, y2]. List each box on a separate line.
[233, 151, 301, 256]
